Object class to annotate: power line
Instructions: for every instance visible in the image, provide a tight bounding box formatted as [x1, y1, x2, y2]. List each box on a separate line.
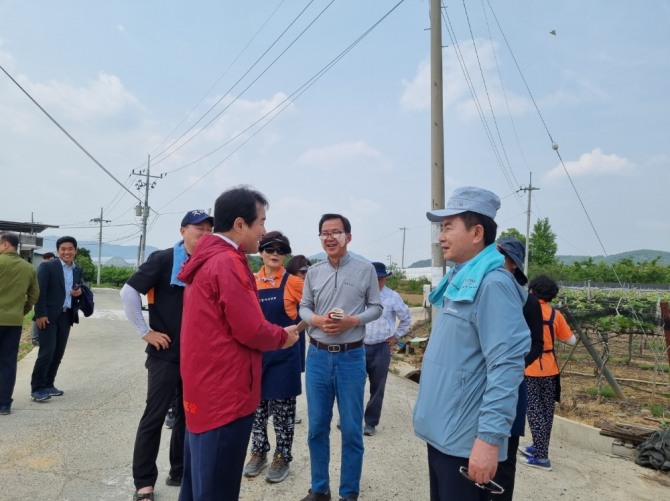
[132, 155, 164, 264]
[441, 5, 523, 211]
[460, 0, 519, 189]
[148, 0, 290, 161]
[158, 0, 407, 208]
[90, 208, 112, 285]
[0, 63, 141, 204]
[152, 0, 327, 167]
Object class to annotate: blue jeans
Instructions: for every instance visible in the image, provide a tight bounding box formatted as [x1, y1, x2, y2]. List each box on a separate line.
[305, 343, 366, 499]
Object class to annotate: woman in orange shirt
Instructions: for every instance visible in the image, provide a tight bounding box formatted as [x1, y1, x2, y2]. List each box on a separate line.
[519, 275, 576, 471]
[243, 231, 305, 484]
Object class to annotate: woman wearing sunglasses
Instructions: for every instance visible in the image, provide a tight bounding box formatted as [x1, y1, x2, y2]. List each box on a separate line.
[243, 231, 306, 484]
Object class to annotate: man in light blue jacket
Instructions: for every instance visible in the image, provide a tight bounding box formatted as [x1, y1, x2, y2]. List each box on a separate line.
[413, 186, 530, 500]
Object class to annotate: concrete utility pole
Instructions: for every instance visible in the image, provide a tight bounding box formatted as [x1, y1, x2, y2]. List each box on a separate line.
[430, 0, 445, 286]
[518, 172, 540, 273]
[399, 226, 407, 269]
[132, 154, 164, 266]
[90, 208, 111, 285]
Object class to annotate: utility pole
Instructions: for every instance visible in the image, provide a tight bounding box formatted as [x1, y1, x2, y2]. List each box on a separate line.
[430, 0, 445, 286]
[399, 226, 407, 269]
[518, 172, 540, 273]
[132, 154, 164, 265]
[90, 207, 111, 285]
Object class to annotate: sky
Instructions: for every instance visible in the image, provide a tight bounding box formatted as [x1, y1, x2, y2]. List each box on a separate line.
[1, 0, 669, 268]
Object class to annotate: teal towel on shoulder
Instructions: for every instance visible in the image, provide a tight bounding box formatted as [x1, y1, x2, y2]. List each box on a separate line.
[170, 241, 189, 287]
[429, 244, 504, 305]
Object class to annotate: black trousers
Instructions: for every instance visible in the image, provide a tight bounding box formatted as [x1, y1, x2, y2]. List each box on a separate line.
[427, 444, 490, 501]
[490, 435, 519, 501]
[31, 310, 73, 392]
[133, 356, 185, 489]
[179, 413, 254, 501]
[364, 341, 391, 427]
[0, 326, 22, 406]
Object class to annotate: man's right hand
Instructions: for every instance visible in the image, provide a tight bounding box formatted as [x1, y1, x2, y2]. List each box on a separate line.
[36, 317, 49, 329]
[142, 330, 171, 350]
[282, 325, 300, 349]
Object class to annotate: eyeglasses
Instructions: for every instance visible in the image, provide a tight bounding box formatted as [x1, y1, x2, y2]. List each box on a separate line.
[458, 467, 504, 495]
[262, 247, 287, 255]
[319, 230, 345, 240]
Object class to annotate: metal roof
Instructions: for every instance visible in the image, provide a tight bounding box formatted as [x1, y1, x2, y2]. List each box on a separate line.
[0, 220, 59, 234]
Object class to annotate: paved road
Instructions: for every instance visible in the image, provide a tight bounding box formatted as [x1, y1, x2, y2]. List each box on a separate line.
[0, 288, 667, 500]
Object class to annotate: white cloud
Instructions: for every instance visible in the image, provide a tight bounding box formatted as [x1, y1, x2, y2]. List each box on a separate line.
[545, 148, 635, 182]
[276, 196, 315, 212]
[200, 92, 291, 145]
[400, 40, 531, 120]
[348, 195, 380, 216]
[0, 40, 17, 69]
[27, 72, 143, 123]
[297, 140, 383, 170]
[400, 60, 429, 111]
[538, 70, 608, 109]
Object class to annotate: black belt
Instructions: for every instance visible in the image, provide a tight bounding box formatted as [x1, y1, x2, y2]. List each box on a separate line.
[62, 307, 71, 312]
[309, 337, 363, 353]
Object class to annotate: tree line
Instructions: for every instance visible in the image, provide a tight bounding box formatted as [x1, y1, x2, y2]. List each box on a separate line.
[501, 218, 670, 285]
[72, 218, 670, 287]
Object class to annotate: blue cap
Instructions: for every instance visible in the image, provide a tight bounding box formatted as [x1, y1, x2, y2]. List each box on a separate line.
[181, 209, 213, 227]
[497, 237, 528, 285]
[426, 186, 501, 222]
[371, 262, 392, 278]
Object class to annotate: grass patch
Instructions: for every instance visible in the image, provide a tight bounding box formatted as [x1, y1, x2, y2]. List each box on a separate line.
[649, 403, 667, 418]
[399, 293, 424, 307]
[587, 386, 617, 399]
[18, 311, 36, 362]
[647, 340, 668, 353]
[637, 363, 670, 373]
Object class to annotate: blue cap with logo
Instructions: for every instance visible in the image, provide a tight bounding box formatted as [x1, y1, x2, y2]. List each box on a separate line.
[371, 261, 392, 278]
[426, 186, 501, 222]
[181, 209, 214, 227]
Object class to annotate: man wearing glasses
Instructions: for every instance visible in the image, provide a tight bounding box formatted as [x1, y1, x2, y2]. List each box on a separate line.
[413, 187, 529, 500]
[299, 214, 383, 501]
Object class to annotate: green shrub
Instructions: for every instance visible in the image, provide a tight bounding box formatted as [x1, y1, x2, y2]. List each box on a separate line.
[394, 278, 430, 295]
[100, 265, 135, 286]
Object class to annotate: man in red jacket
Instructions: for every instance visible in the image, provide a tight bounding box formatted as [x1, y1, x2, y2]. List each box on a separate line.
[177, 186, 300, 501]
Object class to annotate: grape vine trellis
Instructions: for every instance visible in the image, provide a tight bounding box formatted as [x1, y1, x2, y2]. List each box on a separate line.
[555, 287, 670, 400]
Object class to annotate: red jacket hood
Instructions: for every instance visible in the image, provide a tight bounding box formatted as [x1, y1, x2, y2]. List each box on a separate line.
[178, 233, 240, 284]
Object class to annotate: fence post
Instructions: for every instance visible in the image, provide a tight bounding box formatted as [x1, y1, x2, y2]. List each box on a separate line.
[563, 308, 627, 400]
[661, 302, 670, 369]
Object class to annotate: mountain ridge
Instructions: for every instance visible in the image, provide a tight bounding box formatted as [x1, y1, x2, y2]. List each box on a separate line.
[40, 235, 160, 261]
[408, 249, 670, 268]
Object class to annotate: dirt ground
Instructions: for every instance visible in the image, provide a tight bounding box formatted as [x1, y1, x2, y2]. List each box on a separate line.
[395, 320, 670, 429]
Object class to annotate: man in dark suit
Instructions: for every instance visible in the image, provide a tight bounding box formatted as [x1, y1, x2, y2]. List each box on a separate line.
[30, 236, 84, 402]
